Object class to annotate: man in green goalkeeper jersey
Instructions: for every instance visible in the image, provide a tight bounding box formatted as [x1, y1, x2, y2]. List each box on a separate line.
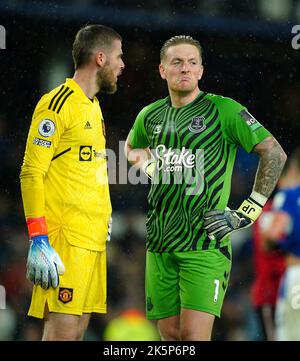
[125, 36, 287, 341]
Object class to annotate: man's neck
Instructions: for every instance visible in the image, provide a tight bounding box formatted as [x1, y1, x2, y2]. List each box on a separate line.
[169, 87, 201, 108]
[73, 68, 99, 99]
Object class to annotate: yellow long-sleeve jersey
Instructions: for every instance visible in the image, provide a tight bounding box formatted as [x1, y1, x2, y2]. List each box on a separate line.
[20, 78, 112, 251]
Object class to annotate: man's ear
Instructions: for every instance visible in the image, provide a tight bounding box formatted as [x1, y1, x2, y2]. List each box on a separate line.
[159, 63, 166, 80]
[95, 51, 107, 67]
[198, 64, 204, 80]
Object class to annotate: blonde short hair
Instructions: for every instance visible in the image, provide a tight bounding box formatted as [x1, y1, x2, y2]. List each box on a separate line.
[160, 35, 202, 62]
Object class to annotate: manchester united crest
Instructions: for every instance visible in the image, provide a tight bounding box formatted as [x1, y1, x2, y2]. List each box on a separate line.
[58, 288, 73, 304]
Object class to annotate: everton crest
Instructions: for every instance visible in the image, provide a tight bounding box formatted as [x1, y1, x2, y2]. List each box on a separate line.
[188, 116, 206, 133]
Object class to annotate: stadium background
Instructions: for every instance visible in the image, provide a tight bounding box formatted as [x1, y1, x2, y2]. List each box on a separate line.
[0, 0, 299, 340]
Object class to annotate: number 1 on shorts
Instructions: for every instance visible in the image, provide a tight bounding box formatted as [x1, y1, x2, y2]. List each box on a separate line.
[214, 279, 220, 303]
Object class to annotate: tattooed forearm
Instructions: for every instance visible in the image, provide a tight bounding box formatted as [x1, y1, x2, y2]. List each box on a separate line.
[253, 136, 287, 198]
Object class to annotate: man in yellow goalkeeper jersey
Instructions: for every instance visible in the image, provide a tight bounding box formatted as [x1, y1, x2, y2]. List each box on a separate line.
[20, 24, 124, 341]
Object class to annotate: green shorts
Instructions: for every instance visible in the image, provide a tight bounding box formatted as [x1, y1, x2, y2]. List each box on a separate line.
[145, 245, 232, 320]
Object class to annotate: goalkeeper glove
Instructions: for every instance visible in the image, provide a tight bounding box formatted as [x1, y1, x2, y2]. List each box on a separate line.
[26, 217, 65, 289]
[142, 160, 156, 180]
[203, 192, 267, 243]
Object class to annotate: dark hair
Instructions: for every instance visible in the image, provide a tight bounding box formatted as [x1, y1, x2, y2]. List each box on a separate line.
[160, 35, 202, 62]
[72, 24, 122, 69]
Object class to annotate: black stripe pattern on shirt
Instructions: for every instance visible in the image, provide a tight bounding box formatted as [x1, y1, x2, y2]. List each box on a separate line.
[48, 85, 74, 114]
[52, 147, 71, 161]
[144, 93, 236, 252]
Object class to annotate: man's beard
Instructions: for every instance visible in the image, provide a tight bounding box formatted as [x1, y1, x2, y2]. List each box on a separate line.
[96, 62, 117, 94]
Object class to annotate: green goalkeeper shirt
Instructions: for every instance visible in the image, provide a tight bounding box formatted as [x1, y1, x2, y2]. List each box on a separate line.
[129, 92, 271, 252]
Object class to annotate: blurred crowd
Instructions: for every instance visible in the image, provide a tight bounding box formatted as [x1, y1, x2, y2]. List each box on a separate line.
[0, 1, 299, 340]
[8, 0, 300, 21]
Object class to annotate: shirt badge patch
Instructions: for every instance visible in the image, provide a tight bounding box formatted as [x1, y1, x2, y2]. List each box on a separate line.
[188, 116, 206, 133]
[58, 288, 73, 304]
[38, 119, 56, 137]
[240, 110, 261, 131]
[154, 124, 162, 134]
[33, 137, 51, 148]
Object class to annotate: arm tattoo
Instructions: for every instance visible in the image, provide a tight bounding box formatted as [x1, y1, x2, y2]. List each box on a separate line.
[253, 136, 287, 198]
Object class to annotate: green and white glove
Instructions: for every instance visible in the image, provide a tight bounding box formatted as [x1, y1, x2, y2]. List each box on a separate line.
[203, 191, 267, 243]
[142, 160, 156, 180]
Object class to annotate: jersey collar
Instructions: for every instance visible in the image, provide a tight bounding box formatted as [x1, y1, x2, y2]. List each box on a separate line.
[166, 90, 205, 109]
[65, 78, 97, 104]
